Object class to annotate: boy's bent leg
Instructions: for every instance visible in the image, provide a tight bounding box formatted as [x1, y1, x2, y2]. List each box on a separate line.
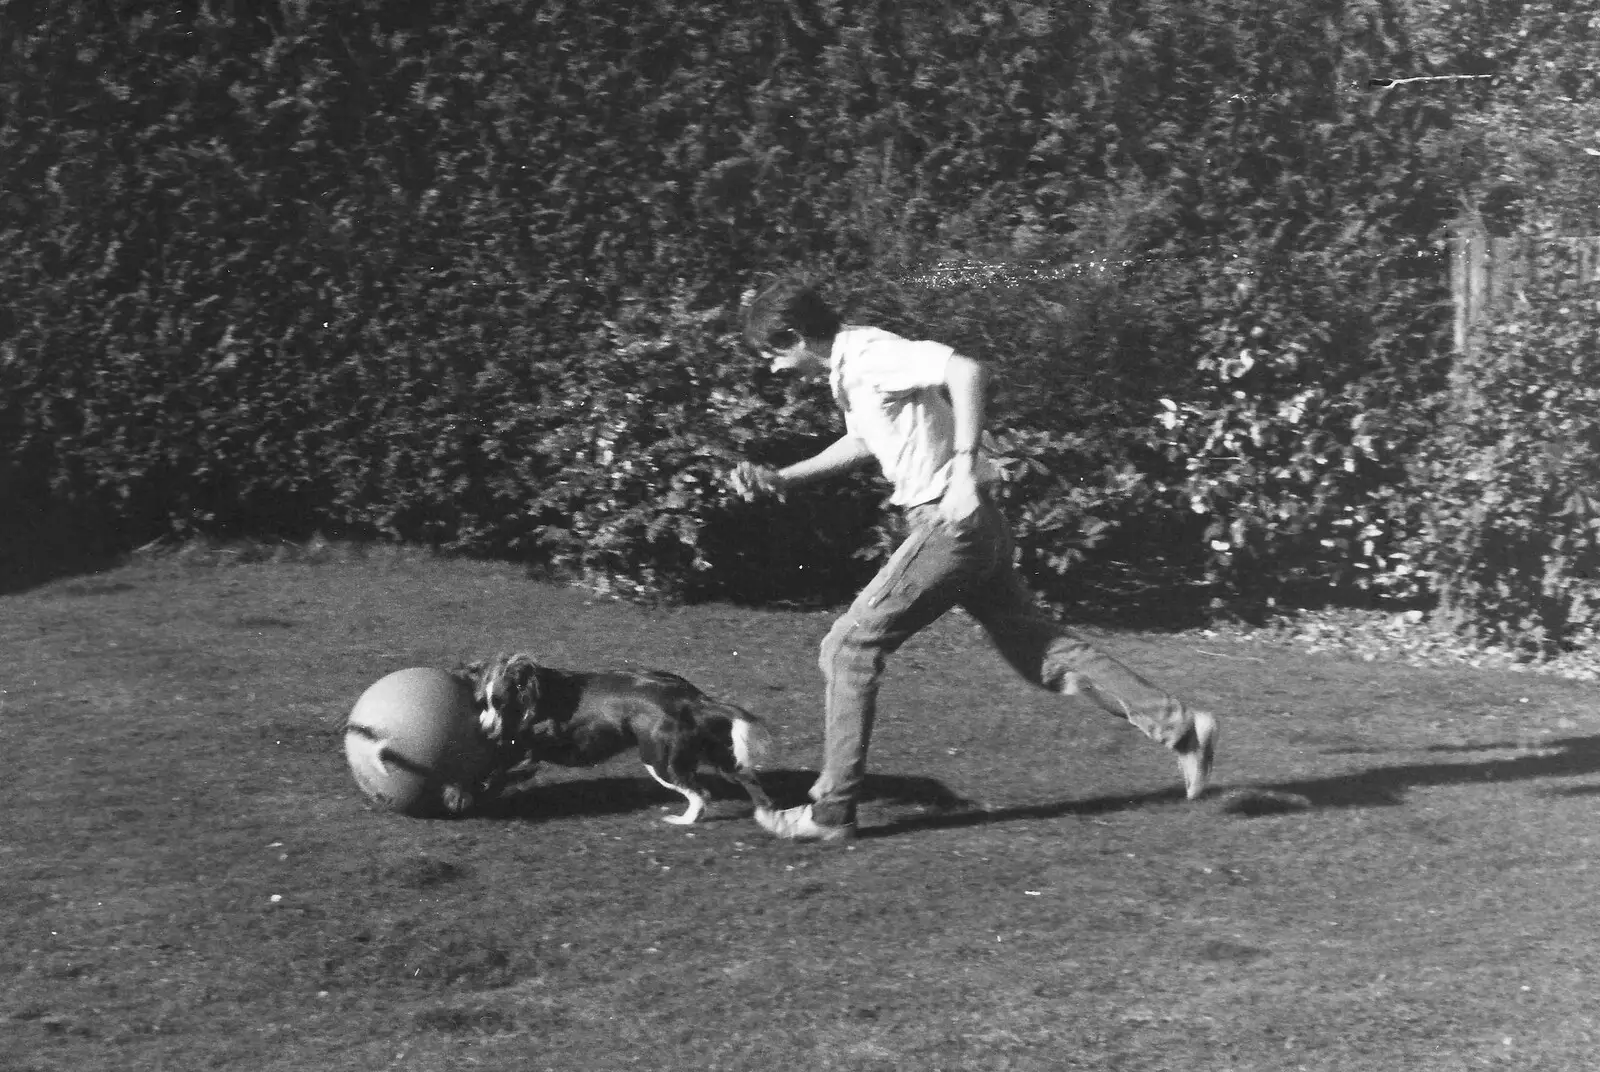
[962, 566, 1217, 794]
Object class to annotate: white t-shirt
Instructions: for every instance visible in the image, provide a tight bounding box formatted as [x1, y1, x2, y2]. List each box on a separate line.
[829, 326, 1000, 507]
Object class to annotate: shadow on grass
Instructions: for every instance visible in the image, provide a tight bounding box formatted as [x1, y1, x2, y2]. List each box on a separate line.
[1246, 733, 1600, 811]
[852, 734, 1600, 837]
[0, 498, 149, 595]
[476, 737, 1600, 833]
[1, 539, 126, 596]
[1546, 784, 1600, 798]
[479, 768, 973, 824]
[859, 786, 1188, 839]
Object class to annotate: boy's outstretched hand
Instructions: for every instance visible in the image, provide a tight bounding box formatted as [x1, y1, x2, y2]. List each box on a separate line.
[729, 461, 786, 502]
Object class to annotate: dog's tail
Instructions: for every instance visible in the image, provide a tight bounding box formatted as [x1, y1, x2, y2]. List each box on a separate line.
[703, 702, 772, 770]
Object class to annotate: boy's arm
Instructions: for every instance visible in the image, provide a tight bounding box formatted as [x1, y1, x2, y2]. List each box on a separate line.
[941, 353, 991, 523]
[778, 434, 876, 488]
[729, 435, 874, 500]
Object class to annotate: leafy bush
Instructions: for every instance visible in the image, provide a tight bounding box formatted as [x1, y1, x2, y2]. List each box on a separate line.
[0, 0, 1528, 630]
[1408, 268, 1600, 653]
[1148, 239, 1453, 610]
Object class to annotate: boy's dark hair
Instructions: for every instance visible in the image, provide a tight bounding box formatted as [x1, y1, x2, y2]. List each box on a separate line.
[742, 278, 841, 352]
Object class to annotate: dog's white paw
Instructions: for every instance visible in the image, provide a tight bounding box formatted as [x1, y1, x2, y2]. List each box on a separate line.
[662, 813, 699, 826]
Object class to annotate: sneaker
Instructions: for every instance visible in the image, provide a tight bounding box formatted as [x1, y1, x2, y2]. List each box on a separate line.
[754, 804, 857, 842]
[1177, 711, 1219, 800]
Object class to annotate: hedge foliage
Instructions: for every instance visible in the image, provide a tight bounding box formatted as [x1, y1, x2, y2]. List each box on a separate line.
[1, 0, 1596, 645]
[1410, 251, 1600, 653]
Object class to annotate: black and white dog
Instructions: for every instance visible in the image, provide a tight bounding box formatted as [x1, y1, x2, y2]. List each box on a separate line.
[454, 653, 774, 824]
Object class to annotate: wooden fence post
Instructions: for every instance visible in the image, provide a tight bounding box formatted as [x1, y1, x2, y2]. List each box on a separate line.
[1449, 230, 1486, 360]
[1449, 233, 1600, 357]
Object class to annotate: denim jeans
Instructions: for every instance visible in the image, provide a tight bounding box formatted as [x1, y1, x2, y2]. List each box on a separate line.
[808, 496, 1200, 826]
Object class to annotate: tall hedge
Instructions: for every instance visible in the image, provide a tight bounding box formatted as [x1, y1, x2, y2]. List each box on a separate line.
[5, 0, 1578, 638]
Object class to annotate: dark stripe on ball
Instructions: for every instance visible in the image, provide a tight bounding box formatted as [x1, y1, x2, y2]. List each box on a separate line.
[377, 746, 437, 779]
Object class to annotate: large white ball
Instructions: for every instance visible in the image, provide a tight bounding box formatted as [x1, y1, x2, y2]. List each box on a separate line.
[343, 667, 495, 817]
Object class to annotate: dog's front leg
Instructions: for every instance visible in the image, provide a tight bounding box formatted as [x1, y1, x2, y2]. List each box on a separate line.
[479, 764, 509, 802]
[521, 732, 590, 768]
[440, 781, 479, 817]
[497, 754, 543, 795]
[437, 761, 510, 818]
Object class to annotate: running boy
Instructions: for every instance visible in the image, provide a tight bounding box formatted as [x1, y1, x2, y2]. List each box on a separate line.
[729, 278, 1219, 841]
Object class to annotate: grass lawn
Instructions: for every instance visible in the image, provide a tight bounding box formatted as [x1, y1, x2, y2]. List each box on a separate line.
[3, 549, 1598, 1071]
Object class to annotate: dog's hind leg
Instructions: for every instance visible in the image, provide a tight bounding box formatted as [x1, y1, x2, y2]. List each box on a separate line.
[725, 716, 775, 810]
[643, 762, 708, 824]
[640, 728, 714, 824]
[729, 768, 773, 812]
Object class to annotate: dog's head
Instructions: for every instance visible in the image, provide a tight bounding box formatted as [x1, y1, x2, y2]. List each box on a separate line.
[461, 653, 545, 746]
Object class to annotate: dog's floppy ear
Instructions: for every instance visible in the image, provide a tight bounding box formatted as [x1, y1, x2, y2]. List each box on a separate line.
[505, 653, 545, 723]
[455, 658, 491, 702]
[449, 659, 486, 696]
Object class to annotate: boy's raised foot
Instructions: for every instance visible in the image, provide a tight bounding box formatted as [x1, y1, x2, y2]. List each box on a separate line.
[1178, 710, 1219, 800]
